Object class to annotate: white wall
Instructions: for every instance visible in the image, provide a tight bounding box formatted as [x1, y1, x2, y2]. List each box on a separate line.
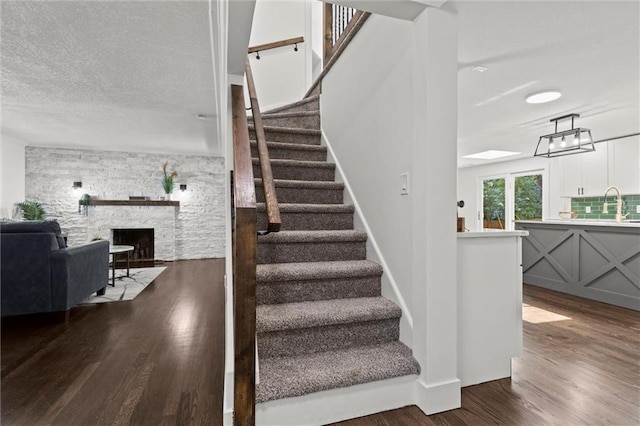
[322, 7, 460, 415]
[24, 147, 226, 259]
[457, 156, 564, 231]
[0, 136, 26, 219]
[248, 0, 312, 110]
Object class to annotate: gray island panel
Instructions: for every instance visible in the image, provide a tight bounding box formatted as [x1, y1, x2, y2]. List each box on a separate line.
[515, 221, 640, 311]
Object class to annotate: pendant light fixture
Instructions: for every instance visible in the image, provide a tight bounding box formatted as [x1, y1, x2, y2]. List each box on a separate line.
[534, 113, 595, 158]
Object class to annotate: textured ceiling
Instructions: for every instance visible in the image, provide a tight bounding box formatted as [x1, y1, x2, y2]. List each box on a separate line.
[1, 0, 220, 156]
[3, 1, 638, 166]
[455, 0, 640, 167]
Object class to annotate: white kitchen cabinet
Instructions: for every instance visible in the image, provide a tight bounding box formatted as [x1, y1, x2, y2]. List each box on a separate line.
[560, 145, 608, 197]
[608, 137, 640, 195]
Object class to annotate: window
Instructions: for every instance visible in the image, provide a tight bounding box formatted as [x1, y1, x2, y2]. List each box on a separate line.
[480, 169, 545, 231]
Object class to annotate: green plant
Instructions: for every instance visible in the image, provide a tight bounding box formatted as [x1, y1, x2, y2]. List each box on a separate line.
[17, 201, 46, 220]
[79, 193, 91, 206]
[161, 161, 178, 194]
[91, 236, 103, 241]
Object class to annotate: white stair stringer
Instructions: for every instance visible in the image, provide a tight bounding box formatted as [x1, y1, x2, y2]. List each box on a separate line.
[256, 374, 417, 425]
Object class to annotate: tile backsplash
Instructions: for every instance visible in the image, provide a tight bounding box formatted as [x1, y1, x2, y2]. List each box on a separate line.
[571, 194, 640, 220]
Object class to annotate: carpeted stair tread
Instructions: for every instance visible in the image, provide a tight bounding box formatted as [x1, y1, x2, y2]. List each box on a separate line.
[253, 110, 319, 119]
[258, 230, 367, 244]
[257, 296, 401, 333]
[250, 140, 327, 162]
[255, 179, 344, 205]
[249, 110, 320, 130]
[250, 125, 321, 145]
[252, 158, 335, 170]
[249, 125, 321, 136]
[250, 140, 326, 153]
[256, 261, 383, 305]
[257, 203, 354, 214]
[253, 158, 336, 182]
[264, 95, 319, 114]
[255, 179, 344, 191]
[257, 260, 382, 282]
[257, 230, 366, 263]
[256, 341, 420, 403]
[256, 203, 354, 230]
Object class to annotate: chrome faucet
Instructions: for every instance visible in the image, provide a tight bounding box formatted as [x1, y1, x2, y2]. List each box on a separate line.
[603, 185, 628, 223]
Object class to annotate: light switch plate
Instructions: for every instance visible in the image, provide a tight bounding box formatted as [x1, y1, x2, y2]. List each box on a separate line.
[400, 173, 409, 195]
[636, 205, 640, 214]
[585, 206, 591, 213]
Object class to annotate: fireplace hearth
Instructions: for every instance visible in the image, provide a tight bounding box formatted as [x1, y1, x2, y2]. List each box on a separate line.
[112, 228, 155, 267]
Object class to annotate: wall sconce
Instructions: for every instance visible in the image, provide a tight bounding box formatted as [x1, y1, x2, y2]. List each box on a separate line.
[72, 181, 83, 189]
[179, 184, 187, 191]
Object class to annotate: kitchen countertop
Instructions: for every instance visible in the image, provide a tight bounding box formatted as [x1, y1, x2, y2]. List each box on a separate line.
[458, 229, 529, 238]
[517, 219, 640, 228]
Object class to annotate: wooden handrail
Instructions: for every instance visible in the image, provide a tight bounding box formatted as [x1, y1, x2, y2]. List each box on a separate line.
[231, 84, 257, 426]
[245, 58, 282, 233]
[248, 36, 304, 54]
[305, 10, 370, 98]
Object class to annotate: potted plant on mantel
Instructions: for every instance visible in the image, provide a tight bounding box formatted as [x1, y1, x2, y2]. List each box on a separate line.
[17, 200, 46, 220]
[161, 161, 178, 200]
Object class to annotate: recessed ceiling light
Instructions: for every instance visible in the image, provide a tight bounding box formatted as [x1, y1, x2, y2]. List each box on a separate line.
[525, 91, 562, 104]
[472, 65, 489, 73]
[462, 150, 521, 160]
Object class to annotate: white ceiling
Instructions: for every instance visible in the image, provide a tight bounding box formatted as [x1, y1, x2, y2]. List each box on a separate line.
[455, 0, 640, 167]
[2, 1, 638, 167]
[1, 0, 220, 156]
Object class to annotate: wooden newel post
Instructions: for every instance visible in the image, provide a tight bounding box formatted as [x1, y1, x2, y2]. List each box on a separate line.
[323, 2, 333, 62]
[231, 84, 257, 426]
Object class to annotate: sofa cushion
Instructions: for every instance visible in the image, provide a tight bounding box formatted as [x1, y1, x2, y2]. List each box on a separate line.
[0, 220, 67, 248]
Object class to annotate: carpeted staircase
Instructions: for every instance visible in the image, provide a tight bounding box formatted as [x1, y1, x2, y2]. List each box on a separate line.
[249, 95, 420, 404]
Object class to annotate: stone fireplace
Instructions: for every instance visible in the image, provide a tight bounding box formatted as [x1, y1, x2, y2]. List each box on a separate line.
[86, 204, 176, 261]
[112, 228, 155, 267]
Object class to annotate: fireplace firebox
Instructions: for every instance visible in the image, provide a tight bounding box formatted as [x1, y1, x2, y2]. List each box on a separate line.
[112, 228, 155, 268]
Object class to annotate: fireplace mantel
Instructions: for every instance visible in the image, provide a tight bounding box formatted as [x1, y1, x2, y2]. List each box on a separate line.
[88, 200, 179, 207]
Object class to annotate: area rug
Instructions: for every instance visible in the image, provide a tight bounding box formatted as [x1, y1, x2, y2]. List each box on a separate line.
[79, 267, 167, 304]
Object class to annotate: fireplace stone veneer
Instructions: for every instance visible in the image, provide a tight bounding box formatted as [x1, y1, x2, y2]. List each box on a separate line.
[87, 205, 176, 261]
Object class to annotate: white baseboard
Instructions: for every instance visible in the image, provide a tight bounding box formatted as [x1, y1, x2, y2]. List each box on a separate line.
[256, 375, 417, 425]
[415, 377, 461, 415]
[223, 371, 234, 425]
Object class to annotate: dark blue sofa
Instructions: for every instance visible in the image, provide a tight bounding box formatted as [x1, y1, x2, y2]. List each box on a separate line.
[1, 220, 109, 317]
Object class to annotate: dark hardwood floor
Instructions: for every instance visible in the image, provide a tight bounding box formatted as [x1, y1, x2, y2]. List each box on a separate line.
[333, 284, 640, 425]
[1, 259, 225, 426]
[3, 264, 638, 426]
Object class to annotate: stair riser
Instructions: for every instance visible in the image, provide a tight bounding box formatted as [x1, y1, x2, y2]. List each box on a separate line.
[251, 144, 327, 162]
[256, 186, 344, 204]
[257, 211, 353, 231]
[257, 276, 381, 305]
[249, 114, 320, 130]
[250, 129, 321, 145]
[254, 164, 335, 182]
[257, 240, 366, 264]
[259, 318, 399, 358]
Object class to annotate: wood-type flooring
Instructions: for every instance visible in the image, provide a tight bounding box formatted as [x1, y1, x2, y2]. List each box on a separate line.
[2, 259, 225, 426]
[3, 260, 638, 425]
[334, 284, 640, 425]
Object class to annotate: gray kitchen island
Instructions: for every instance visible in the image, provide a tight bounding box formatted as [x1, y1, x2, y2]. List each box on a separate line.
[515, 220, 640, 311]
